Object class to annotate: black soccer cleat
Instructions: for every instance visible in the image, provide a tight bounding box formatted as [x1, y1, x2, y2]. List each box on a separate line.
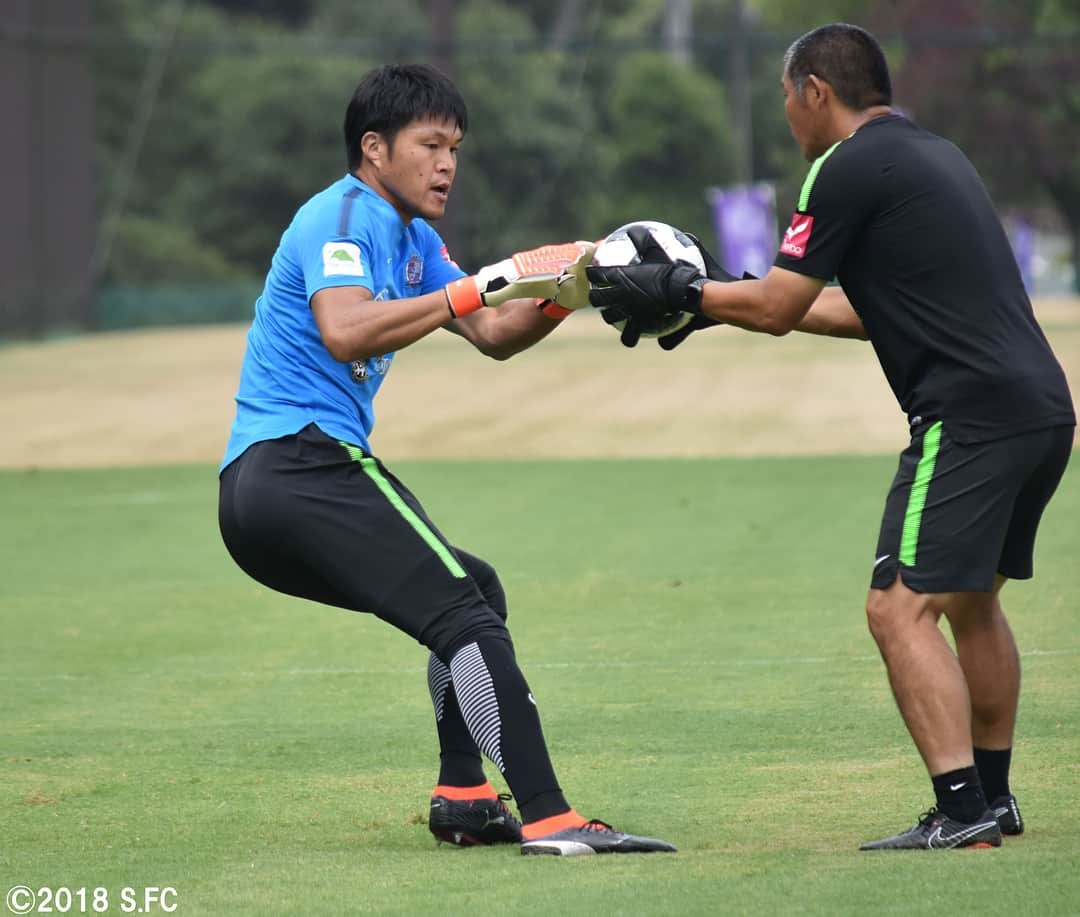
[520, 819, 677, 856]
[429, 793, 523, 847]
[859, 807, 1002, 850]
[990, 794, 1024, 837]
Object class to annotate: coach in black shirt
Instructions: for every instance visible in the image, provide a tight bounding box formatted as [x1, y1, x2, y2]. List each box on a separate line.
[589, 22, 1075, 850]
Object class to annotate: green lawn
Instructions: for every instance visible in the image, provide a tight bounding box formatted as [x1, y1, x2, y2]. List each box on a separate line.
[2, 458, 1078, 915]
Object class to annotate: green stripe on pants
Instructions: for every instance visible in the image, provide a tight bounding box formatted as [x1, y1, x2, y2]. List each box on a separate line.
[339, 442, 468, 579]
[899, 421, 943, 567]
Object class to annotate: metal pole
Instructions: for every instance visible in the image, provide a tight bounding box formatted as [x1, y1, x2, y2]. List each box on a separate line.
[730, 0, 753, 184]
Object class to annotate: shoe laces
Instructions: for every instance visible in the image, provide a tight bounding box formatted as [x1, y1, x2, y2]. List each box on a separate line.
[582, 819, 616, 834]
[917, 807, 942, 827]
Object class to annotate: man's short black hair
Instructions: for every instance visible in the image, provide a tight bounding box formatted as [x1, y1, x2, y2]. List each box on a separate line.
[784, 23, 892, 110]
[344, 63, 468, 171]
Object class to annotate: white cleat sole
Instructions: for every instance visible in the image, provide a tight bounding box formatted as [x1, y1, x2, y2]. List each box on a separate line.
[521, 840, 597, 856]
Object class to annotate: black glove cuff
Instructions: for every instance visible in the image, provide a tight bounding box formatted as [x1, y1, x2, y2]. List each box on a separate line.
[684, 277, 707, 314]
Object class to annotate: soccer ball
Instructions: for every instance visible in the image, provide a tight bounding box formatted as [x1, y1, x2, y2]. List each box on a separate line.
[593, 220, 706, 338]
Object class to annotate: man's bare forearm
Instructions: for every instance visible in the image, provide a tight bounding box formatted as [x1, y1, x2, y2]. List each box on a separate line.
[795, 286, 868, 339]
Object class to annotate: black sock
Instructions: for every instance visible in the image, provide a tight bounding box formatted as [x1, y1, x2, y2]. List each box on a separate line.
[973, 747, 1012, 802]
[428, 654, 487, 787]
[436, 751, 486, 789]
[519, 789, 573, 824]
[931, 766, 987, 822]
[448, 637, 569, 822]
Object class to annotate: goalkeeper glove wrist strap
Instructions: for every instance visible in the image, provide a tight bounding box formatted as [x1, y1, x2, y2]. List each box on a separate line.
[539, 299, 572, 320]
[444, 277, 485, 318]
[685, 277, 707, 314]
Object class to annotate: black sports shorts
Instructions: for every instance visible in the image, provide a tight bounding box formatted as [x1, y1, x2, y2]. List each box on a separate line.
[871, 421, 1073, 593]
[218, 424, 509, 660]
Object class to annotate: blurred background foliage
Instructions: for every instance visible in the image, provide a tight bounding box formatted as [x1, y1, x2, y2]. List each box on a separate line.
[7, 0, 1080, 332]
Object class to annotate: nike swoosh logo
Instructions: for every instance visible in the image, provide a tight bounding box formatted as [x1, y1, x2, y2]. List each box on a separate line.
[874, 554, 891, 568]
[949, 782, 967, 791]
[927, 820, 996, 848]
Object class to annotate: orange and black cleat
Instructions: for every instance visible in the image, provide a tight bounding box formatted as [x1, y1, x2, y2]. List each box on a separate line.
[429, 789, 522, 847]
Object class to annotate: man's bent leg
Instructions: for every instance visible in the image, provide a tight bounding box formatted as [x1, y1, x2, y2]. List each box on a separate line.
[427, 552, 507, 791]
[860, 576, 1000, 849]
[943, 576, 1017, 752]
[943, 576, 1023, 833]
[865, 575, 974, 776]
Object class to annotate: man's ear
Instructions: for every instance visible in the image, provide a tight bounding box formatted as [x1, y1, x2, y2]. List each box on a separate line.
[804, 74, 829, 109]
[360, 131, 384, 169]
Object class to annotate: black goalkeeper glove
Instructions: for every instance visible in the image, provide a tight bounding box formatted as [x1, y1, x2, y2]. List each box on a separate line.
[683, 231, 738, 284]
[651, 233, 736, 351]
[587, 225, 708, 320]
[598, 308, 651, 348]
[656, 314, 719, 351]
[655, 268, 759, 351]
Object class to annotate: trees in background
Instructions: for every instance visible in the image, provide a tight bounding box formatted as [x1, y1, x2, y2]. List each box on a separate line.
[875, 0, 1080, 290]
[94, 0, 1080, 294]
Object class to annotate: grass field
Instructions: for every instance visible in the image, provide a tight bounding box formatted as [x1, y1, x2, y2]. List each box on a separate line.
[2, 458, 1078, 915]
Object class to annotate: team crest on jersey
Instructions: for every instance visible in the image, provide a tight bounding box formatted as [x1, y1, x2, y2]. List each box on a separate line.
[405, 253, 423, 286]
[780, 214, 814, 258]
[349, 354, 393, 384]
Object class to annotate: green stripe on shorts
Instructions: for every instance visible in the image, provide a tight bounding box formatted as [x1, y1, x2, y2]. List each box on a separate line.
[899, 421, 943, 567]
[339, 442, 467, 579]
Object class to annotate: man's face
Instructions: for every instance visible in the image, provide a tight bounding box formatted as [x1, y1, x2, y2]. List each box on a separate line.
[369, 116, 462, 223]
[783, 72, 826, 162]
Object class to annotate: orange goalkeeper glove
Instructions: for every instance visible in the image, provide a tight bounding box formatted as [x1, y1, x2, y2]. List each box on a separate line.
[444, 241, 596, 317]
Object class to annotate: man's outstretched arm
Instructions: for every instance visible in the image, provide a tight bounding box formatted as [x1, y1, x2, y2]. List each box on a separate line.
[697, 270, 866, 339]
[589, 257, 867, 341]
[444, 296, 567, 360]
[311, 241, 595, 362]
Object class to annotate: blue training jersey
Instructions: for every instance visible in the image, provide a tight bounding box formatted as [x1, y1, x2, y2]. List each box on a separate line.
[221, 174, 466, 470]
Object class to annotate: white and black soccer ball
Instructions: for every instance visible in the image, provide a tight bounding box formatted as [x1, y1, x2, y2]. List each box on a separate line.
[593, 220, 706, 338]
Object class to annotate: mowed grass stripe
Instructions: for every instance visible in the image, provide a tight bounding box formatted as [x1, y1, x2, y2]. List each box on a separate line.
[1, 459, 1078, 916]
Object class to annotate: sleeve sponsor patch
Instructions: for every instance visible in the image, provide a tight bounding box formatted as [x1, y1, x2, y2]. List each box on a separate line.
[322, 241, 365, 277]
[779, 214, 814, 258]
[439, 244, 460, 269]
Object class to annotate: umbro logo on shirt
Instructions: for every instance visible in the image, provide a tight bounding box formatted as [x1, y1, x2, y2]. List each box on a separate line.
[780, 214, 814, 258]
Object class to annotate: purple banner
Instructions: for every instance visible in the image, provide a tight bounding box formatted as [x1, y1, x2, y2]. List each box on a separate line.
[1007, 215, 1035, 293]
[708, 182, 778, 279]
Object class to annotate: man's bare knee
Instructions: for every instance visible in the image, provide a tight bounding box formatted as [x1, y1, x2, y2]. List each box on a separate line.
[865, 578, 941, 648]
[865, 590, 907, 649]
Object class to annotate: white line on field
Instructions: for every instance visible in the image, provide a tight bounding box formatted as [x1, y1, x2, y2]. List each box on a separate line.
[4, 647, 1078, 681]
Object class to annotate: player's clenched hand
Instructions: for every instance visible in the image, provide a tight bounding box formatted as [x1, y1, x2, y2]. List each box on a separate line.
[444, 241, 595, 317]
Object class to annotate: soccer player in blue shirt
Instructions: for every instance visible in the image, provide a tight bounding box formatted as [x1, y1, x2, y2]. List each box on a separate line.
[218, 63, 674, 856]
